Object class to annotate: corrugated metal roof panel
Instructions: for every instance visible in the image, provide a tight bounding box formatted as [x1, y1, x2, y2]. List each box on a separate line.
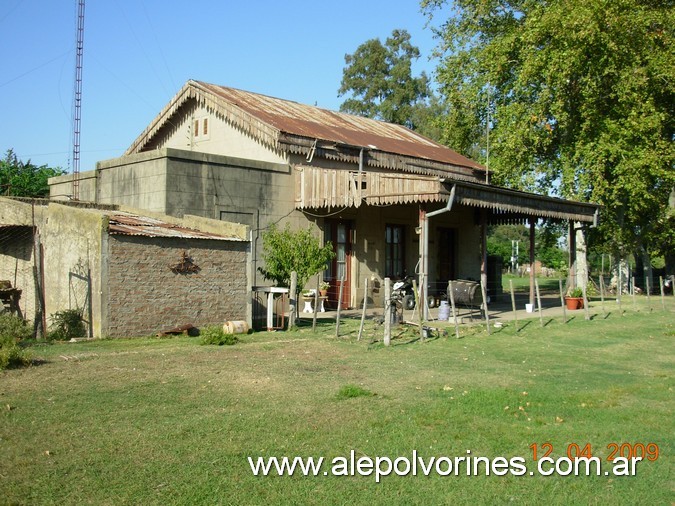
[126, 80, 484, 177]
[195, 81, 483, 171]
[107, 213, 245, 241]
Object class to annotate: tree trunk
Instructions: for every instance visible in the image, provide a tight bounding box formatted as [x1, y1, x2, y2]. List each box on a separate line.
[611, 258, 629, 294]
[641, 247, 653, 294]
[575, 223, 588, 291]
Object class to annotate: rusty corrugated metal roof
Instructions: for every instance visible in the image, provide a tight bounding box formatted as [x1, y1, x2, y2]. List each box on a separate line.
[196, 81, 483, 170]
[126, 80, 485, 176]
[107, 213, 244, 241]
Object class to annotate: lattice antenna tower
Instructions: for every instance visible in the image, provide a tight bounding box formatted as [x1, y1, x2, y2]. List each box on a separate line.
[72, 0, 85, 200]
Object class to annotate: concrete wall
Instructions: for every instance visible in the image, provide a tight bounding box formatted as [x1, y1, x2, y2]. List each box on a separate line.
[0, 199, 109, 332]
[50, 151, 169, 210]
[156, 101, 289, 165]
[50, 149, 311, 290]
[106, 235, 248, 337]
[42, 204, 107, 338]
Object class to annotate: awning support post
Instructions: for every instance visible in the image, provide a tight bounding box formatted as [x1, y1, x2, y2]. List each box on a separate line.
[529, 218, 536, 306]
[419, 206, 428, 320]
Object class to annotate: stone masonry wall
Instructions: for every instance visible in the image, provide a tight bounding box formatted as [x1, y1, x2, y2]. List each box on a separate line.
[106, 235, 248, 337]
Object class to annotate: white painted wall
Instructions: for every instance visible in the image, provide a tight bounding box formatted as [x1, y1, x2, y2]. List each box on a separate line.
[159, 102, 288, 165]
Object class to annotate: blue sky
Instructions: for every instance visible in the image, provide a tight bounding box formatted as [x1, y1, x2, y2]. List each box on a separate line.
[1, 1, 440, 173]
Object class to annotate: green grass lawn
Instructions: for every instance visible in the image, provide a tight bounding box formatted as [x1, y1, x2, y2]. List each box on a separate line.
[1, 308, 673, 504]
[502, 273, 562, 292]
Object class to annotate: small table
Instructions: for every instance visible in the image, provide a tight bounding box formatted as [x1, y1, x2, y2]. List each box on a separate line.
[0, 288, 22, 318]
[252, 286, 289, 331]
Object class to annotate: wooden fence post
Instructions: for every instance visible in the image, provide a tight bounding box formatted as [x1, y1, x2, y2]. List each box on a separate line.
[559, 278, 567, 324]
[413, 278, 425, 341]
[448, 280, 460, 339]
[312, 274, 320, 332]
[289, 271, 298, 329]
[335, 272, 345, 338]
[509, 279, 518, 331]
[535, 279, 544, 327]
[480, 276, 490, 335]
[357, 278, 368, 341]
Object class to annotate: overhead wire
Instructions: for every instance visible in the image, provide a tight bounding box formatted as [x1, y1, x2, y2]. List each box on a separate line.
[112, 0, 172, 98]
[0, 50, 73, 89]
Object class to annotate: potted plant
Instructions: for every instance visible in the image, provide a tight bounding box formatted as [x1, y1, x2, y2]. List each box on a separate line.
[565, 287, 584, 310]
[319, 281, 330, 297]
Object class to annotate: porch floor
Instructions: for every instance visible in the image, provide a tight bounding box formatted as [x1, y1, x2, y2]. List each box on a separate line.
[295, 290, 614, 328]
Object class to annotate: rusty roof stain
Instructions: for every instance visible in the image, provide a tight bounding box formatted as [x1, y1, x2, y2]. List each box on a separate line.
[107, 213, 244, 241]
[127, 80, 484, 175]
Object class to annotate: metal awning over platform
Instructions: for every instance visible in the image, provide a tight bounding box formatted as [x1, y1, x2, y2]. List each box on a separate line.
[443, 180, 599, 224]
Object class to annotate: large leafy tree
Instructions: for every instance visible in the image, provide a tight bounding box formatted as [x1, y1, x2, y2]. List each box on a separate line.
[338, 29, 436, 134]
[423, 0, 674, 266]
[0, 149, 65, 198]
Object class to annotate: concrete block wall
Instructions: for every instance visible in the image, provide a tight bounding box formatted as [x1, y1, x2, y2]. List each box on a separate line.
[106, 235, 248, 337]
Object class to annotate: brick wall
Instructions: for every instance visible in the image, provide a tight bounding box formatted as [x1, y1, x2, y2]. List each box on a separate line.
[106, 235, 248, 337]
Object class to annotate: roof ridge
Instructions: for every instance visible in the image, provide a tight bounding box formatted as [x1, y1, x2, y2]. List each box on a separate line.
[126, 80, 485, 177]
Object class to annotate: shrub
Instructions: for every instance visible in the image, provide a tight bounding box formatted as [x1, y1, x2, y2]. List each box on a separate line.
[0, 337, 31, 370]
[0, 314, 32, 370]
[48, 309, 86, 341]
[199, 326, 238, 346]
[0, 313, 33, 341]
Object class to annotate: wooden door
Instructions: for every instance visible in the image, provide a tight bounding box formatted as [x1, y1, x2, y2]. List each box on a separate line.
[438, 228, 457, 283]
[324, 220, 352, 309]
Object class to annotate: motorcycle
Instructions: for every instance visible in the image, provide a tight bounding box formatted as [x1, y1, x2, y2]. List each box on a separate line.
[392, 275, 442, 311]
[392, 275, 416, 310]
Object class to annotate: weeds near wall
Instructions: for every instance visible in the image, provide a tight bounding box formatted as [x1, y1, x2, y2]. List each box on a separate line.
[199, 326, 238, 346]
[0, 313, 32, 369]
[48, 309, 86, 341]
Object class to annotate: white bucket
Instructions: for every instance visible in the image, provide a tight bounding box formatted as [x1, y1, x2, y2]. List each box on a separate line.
[438, 300, 450, 320]
[223, 320, 249, 334]
[525, 303, 534, 313]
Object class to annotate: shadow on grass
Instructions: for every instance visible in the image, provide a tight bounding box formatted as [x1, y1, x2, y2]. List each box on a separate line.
[517, 321, 532, 332]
